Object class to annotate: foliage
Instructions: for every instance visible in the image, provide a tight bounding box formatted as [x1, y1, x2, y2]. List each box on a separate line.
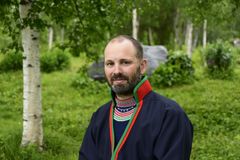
[137, 0, 177, 45]
[155, 75, 240, 160]
[1, 0, 240, 55]
[0, 50, 22, 72]
[0, 0, 21, 52]
[0, 0, 133, 58]
[0, 127, 79, 160]
[40, 47, 71, 73]
[203, 41, 234, 79]
[232, 47, 240, 65]
[66, 0, 133, 58]
[71, 65, 108, 95]
[0, 133, 42, 160]
[0, 56, 240, 159]
[150, 51, 195, 86]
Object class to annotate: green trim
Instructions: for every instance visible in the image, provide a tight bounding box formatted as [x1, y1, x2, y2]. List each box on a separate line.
[133, 76, 148, 103]
[111, 107, 115, 153]
[114, 115, 132, 121]
[110, 75, 148, 160]
[111, 104, 138, 160]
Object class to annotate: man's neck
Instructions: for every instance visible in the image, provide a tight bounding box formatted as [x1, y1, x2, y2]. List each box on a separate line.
[116, 94, 133, 100]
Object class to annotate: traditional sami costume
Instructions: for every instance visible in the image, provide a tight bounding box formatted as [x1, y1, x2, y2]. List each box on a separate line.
[79, 76, 193, 160]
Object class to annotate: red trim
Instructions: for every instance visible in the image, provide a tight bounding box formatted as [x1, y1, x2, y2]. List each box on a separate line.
[137, 80, 152, 101]
[109, 78, 152, 159]
[109, 103, 114, 152]
[115, 100, 143, 160]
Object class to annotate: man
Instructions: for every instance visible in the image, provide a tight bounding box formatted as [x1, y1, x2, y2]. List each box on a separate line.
[79, 35, 193, 160]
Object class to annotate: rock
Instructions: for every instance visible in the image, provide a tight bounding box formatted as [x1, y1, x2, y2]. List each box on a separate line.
[233, 38, 240, 47]
[88, 45, 168, 81]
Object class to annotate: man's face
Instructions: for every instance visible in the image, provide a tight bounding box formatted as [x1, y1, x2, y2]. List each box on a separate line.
[104, 39, 146, 96]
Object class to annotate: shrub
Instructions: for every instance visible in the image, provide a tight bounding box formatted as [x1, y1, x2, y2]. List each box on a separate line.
[71, 65, 108, 95]
[203, 41, 233, 79]
[150, 51, 195, 87]
[0, 50, 22, 72]
[232, 47, 240, 65]
[40, 48, 71, 73]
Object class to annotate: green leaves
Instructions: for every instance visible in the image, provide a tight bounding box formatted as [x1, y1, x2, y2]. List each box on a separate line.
[150, 51, 195, 87]
[0, 50, 23, 72]
[40, 47, 71, 73]
[1, 0, 134, 59]
[71, 65, 108, 95]
[203, 41, 234, 79]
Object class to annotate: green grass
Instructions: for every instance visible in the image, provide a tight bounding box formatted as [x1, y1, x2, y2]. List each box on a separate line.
[155, 77, 240, 159]
[0, 52, 240, 159]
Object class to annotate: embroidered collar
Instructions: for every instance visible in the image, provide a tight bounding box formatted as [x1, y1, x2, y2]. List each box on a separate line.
[110, 76, 152, 105]
[114, 97, 136, 121]
[109, 76, 152, 160]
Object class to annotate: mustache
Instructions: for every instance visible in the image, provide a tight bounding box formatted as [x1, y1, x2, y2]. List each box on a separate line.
[111, 73, 129, 81]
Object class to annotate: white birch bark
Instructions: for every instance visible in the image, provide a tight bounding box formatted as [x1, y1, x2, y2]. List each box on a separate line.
[174, 8, 180, 49]
[48, 27, 53, 50]
[148, 27, 154, 45]
[203, 19, 207, 48]
[132, 8, 139, 40]
[185, 20, 193, 58]
[60, 27, 65, 45]
[193, 29, 199, 50]
[19, 0, 43, 149]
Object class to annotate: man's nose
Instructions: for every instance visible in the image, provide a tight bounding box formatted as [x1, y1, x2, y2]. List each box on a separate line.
[113, 64, 122, 74]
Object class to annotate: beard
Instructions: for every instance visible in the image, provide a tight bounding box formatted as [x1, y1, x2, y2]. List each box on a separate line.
[106, 67, 142, 96]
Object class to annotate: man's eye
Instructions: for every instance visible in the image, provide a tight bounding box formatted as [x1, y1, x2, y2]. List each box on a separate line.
[106, 63, 113, 66]
[122, 61, 131, 65]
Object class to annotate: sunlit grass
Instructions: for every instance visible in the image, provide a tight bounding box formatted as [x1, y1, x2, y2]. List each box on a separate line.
[0, 52, 240, 159]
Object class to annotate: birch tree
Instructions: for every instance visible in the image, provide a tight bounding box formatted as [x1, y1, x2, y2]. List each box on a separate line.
[60, 27, 64, 45]
[174, 8, 181, 49]
[185, 20, 193, 58]
[203, 19, 207, 48]
[193, 28, 199, 50]
[132, 8, 139, 40]
[19, 0, 43, 149]
[48, 27, 53, 50]
[147, 27, 154, 45]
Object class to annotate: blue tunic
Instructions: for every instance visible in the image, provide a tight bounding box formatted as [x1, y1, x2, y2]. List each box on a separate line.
[113, 120, 129, 146]
[79, 78, 193, 160]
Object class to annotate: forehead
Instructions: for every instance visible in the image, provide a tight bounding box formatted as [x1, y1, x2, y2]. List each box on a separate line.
[104, 40, 137, 61]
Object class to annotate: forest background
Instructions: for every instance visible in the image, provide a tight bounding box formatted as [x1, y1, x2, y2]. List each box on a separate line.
[0, 0, 240, 159]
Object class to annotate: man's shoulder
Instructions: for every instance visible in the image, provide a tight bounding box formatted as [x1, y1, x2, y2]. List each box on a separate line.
[94, 100, 112, 116]
[145, 91, 184, 113]
[144, 91, 192, 126]
[89, 101, 112, 125]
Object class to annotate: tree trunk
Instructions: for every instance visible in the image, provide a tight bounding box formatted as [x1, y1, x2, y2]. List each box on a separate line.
[193, 29, 199, 50]
[48, 27, 53, 50]
[148, 27, 154, 45]
[185, 20, 193, 58]
[174, 8, 180, 49]
[19, 0, 43, 150]
[203, 19, 207, 48]
[60, 27, 64, 45]
[132, 8, 139, 40]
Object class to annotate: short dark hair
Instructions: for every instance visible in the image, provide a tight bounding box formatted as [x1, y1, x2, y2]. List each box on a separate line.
[109, 35, 143, 59]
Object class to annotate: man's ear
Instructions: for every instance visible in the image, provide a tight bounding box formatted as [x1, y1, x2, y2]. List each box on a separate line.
[140, 59, 148, 74]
